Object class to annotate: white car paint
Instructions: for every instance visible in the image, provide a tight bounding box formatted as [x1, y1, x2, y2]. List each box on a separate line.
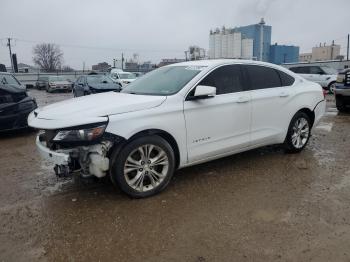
[28, 59, 326, 178]
[110, 71, 136, 87]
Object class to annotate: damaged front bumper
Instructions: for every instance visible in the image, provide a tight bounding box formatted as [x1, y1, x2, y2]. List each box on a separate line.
[36, 135, 113, 178]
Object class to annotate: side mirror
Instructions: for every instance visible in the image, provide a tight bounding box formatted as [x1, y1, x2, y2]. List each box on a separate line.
[188, 85, 216, 100]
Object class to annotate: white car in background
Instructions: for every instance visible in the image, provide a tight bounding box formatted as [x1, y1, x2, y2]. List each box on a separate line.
[288, 65, 338, 93]
[110, 71, 137, 87]
[28, 60, 325, 198]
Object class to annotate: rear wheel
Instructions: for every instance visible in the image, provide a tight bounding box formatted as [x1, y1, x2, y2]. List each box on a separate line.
[284, 112, 311, 153]
[110, 135, 175, 198]
[328, 81, 336, 94]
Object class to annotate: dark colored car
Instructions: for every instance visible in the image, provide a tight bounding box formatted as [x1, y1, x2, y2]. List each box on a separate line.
[73, 75, 122, 97]
[0, 84, 37, 131]
[334, 68, 350, 112]
[0, 72, 26, 90]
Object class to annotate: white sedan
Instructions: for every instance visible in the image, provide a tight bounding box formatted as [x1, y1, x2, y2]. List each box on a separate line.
[110, 71, 137, 87]
[28, 60, 326, 198]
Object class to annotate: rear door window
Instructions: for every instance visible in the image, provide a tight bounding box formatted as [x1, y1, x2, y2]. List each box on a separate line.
[310, 66, 324, 74]
[243, 65, 282, 90]
[277, 70, 295, 86]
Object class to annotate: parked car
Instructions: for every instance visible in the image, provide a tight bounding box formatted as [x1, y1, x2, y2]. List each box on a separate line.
[288, 65, 337, 93]
[73, 75, 122, 97]
[36, 76, 72, 92]
[110, 71, 137, 87]
[28, 60, 325, 198]
[0, 72, 26, 90]
[0, 83, 37, 132]
[334, 68, 350, 112]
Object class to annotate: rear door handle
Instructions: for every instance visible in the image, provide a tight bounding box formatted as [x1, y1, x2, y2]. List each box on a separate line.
[279, 92, 289, 97]
[237, 96, 250, 103]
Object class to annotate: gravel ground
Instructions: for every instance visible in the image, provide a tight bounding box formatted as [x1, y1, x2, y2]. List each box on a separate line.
[0, 90, 349, 262]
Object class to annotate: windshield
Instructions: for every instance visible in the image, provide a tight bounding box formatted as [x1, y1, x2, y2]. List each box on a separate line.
[121, 66, 203, 95]
[87, 75, 113, 84]
[0, 74, 21, 86]
[321, 67, 337, 75]
[119, 73, 136, 79]
[49, 76, 66, 82]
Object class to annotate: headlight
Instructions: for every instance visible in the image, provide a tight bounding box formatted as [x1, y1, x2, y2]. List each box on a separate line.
[53, 124, 106, 142]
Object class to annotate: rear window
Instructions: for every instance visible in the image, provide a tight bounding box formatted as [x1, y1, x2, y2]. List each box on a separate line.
[278, 70, 295, 86]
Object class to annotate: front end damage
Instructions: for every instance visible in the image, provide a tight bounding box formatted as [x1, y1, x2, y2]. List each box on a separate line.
[36, 131, 122, 178]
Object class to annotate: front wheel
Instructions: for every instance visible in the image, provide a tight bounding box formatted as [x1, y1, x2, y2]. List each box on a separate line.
[284, 112, 311, 153]
[110, 135, 175, 198]
[336, 96, 347, 112]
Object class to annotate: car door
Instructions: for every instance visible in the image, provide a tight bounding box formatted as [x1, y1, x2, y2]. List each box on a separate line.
[309, 66, 327, 87]
[183, 64, 251, 163]
[243, 64, 295, 146]
[75, 76, 85, 96]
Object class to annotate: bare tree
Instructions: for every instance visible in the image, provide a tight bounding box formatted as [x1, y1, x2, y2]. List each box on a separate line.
[33, 43, 63, 72]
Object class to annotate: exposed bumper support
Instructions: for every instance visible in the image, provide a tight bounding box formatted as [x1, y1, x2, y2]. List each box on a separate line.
[35, 136, 113, 178]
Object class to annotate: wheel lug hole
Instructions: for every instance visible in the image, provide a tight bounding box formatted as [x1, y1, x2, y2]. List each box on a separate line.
[147, 160, 151, 164]
[139, 168, 143, 172]
[141, 161, 145, 165]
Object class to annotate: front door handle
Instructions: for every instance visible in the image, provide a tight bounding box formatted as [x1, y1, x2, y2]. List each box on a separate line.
[237, 96, 250, 103]
[279, 92, 289, 97]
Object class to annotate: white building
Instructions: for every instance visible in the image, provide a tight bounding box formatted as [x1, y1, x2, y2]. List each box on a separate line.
[241, 38, 254, 59]
[209, 27, 254, 59]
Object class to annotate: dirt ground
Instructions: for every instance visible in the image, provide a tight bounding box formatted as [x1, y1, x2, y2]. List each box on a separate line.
[0, 89, 350, 262]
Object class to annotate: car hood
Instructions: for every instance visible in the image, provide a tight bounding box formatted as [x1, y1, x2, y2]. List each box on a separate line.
[34, 92, 166, 120]
[0, 84, 27, 94]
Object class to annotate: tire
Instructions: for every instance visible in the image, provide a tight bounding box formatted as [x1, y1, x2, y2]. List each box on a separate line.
[336, 96, 347, 112]
[110, 135, 175, 198]
[328, 81, 336, 94]
[284, 112, 311, 153]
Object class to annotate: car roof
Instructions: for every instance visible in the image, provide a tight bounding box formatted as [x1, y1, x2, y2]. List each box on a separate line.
[168, 59, 284, 68]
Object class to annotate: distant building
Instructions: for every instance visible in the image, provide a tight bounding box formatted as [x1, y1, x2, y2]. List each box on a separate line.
[299, 53, 312, 62]
[269, 44, 299, 65]
[158, 58, 186, 67]
[92, 62, 111, 72]
[311, 43, 341, 61]
[125, 61, 138, 71]
[235, 18, 272, 61]
[209, 18, 272, 61]
[139, 61, 156, 72]
[6, 63, 37, 73]
[187, 46, 206, 60]
[209, 27, 254, 59]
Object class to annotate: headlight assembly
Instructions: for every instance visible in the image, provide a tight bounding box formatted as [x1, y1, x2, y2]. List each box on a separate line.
[53, 124, 106, 142]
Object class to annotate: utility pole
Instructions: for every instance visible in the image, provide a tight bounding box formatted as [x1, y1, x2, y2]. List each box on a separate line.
[347, 34, 349, 61]
[331, 40, 334, 60]
[121, 53, 124, 70]
[7, 38, 14, 72]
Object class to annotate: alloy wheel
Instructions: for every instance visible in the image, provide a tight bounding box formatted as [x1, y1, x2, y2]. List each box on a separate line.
[124, 144, 169, 192]
[291, 117, 310, 149]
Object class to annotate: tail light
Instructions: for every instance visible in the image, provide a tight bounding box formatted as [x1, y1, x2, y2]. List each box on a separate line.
[322, 89, 327, 99]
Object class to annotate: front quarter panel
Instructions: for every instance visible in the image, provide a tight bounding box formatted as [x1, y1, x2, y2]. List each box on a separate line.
[106, 95, 188, 166]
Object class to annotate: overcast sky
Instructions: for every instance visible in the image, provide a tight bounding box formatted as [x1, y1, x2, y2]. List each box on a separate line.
[0, 0, 348, 69]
